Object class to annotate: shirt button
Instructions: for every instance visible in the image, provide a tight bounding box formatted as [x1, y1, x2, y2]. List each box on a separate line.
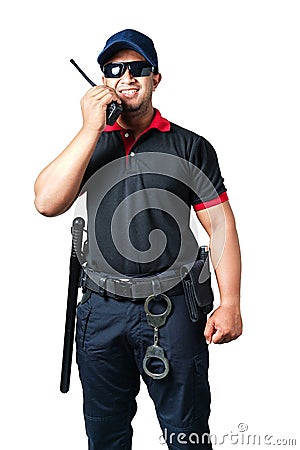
[130, 152, 135, 157]
[124, 132, 130, 138]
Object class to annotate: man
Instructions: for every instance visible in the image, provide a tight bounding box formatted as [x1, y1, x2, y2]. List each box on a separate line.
[34, 29, 242, 449]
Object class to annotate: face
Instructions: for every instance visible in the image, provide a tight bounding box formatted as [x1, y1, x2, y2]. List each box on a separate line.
[102, 49, 161, 115]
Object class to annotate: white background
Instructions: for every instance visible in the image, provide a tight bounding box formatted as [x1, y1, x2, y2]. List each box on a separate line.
[1, 0, 299, 448]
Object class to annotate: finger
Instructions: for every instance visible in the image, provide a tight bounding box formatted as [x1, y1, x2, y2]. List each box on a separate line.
[93, 85, 121, 101]
[84, 85, 103, 97]
[94, 90, 115, 105]
[204, 321, 214, 344]
[218, 332, 241, 345]
[86, 86, 112, 99]
[85, 85, 114, 99]
[92, 89, 121, 105]
[81, 91, 119, 113]
[102, 85, 122, 103]
[212, 329, 224, 344]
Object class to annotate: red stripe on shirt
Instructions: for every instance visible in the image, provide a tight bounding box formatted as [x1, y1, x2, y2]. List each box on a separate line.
[193, 192, 229, 211]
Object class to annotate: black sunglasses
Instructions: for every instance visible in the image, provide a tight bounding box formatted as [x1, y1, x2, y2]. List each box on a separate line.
[103, 61, 156, 78]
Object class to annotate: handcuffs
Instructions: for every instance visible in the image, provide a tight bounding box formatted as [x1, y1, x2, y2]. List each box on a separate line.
[142, 294, 172, 380]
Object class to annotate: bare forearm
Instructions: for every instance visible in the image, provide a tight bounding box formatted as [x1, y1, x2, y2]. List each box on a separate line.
[34, 84, 121, 217]
[34, 127, 101, 216]
[197, 202, 242, 343]
[210, 218, 241, 308]
[197, 202, 241, 306]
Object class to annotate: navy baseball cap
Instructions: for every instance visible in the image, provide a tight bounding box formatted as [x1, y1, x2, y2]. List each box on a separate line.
[97, 29, 159, 72]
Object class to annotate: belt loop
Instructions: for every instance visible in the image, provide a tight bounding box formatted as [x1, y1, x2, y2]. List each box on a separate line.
[101, 277, 107, 299]
[151, 276, 161, 300]
[98, 275, 106, 298]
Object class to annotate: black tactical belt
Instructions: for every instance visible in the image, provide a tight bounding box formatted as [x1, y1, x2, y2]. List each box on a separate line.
[80, 268, 184, 301]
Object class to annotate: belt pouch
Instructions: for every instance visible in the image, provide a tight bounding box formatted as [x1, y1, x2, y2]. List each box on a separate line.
[181, 258, 214, 322]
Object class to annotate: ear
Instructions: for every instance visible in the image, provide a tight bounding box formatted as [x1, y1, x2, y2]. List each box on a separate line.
[152, 73, 162, 91]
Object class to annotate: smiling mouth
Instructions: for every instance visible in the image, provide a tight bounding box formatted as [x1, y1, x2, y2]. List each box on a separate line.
[119, 89, 139, 98]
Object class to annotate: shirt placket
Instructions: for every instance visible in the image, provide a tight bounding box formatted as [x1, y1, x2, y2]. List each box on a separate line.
[121, 130, 135, 157]
[120, 130, 138, 173]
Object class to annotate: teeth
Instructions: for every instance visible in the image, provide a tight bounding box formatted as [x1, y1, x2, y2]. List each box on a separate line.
[122, 89, 137, 94]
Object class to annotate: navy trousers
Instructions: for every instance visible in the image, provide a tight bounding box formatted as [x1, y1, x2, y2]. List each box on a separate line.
[76, 291, 213, 449]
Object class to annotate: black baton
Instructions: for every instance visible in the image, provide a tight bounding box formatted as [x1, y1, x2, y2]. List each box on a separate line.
[60, 217, 85, 393]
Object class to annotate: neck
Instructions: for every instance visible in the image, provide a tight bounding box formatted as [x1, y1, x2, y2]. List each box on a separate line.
[117, 106, 155, 139]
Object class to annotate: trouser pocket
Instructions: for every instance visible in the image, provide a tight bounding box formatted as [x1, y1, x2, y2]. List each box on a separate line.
[76, 291, 92, 349]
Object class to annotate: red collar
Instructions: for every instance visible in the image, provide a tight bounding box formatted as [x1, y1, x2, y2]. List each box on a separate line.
[104, 109, 170, 134]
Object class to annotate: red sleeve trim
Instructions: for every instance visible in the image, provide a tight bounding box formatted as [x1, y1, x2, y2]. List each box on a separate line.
[193, 192, 229, 211]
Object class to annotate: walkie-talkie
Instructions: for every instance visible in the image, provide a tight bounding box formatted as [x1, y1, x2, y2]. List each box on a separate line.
[70, 59, 123, 126]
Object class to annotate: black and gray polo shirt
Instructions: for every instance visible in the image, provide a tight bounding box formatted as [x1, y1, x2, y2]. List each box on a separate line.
[81, 109, 228, 276]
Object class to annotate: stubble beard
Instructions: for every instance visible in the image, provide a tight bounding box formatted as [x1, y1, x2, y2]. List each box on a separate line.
[122, 91, 153, 116]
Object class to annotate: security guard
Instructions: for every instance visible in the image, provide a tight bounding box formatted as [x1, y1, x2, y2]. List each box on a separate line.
[34, 29, 242, 450]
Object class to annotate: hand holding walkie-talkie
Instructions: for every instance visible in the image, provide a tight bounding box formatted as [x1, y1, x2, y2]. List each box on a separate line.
[70, 59, 123, 126]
